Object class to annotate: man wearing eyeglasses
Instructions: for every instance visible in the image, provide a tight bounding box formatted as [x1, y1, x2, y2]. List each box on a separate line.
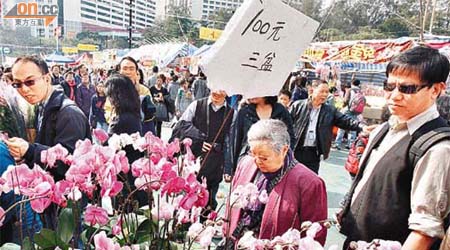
[4, 56, 90, 182]
[339, 46, 450, 250]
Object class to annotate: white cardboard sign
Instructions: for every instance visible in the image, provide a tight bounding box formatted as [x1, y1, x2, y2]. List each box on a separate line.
[200, 0, 319, 98]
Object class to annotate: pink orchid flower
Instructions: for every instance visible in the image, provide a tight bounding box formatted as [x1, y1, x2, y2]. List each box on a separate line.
[297, 236, 324, 250]
[112, 217, 123, 236]
[112, 150, 129, 174]
[190, 206, 202, 223]
[131, 158, 149, 178]
[93, 128, 109, 144]
[94, 231, 121, 250]
[182, 138, 196, 162]
[187, 222, 203, 238]
[0, 207, 5, 227]
[198, 226, 215, 247]
[151, 199, 174, 220]
[0, 177, 7, 195]
[40, 143, 69, 168]
[73, 139, 93, 157]
[208, 210, 218, 221]
[166, 138, 180, 159]
[306, 222, 322, 239]
[25, 182, 54, 213]
[161, 177, 186, 196]
[85, 205, 109, 226]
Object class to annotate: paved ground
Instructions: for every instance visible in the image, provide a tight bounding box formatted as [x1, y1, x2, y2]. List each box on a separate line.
[161, 125, 353, 249]
[320, 148, 353, 249]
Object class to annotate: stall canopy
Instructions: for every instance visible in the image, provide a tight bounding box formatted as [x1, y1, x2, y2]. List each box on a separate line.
[124, 42, 198, 68]
[45, 52, 75, 63]
[301, 37, 450, 72]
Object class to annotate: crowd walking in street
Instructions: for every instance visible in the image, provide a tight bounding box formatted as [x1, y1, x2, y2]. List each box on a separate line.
[1, 45, 450, 250]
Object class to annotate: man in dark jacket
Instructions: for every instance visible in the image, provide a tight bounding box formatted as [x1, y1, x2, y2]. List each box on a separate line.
[75, 73, 96, 117]
[290, 80, 368, 174]
[50, 65, 64, 86]
[5, 56, 91, 181]
[179, 90, 234, 211]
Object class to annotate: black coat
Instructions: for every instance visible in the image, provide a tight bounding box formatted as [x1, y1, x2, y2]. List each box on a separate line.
[232, 103, 295, 171]
[108, 112, 146, 206]
[289, 99, 362, 160]
[23, 89, 91, 180]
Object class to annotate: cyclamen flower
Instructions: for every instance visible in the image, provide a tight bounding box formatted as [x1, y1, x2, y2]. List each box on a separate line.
[40, 143, 69, 168]
[85, 205, 109, 226]
[93, 128, 109, 144]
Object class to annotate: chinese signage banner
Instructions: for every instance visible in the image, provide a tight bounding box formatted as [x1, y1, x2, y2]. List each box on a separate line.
[302, 40, 414, 63]
[199, 27, 223, 41]
[199, 0, 319, 98]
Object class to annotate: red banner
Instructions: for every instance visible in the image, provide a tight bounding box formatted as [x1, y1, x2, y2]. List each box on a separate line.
[302, 40, 414, 63]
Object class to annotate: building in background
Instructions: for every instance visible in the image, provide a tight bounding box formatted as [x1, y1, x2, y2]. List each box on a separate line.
[1, 0, 156, 39]
[191, 0, 243, 20]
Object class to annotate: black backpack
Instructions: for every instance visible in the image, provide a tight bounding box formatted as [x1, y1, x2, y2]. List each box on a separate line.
[409, 120, 450, 167]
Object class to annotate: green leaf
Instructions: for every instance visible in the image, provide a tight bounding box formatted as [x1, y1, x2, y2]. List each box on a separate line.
[22, 237, 34, 250]
[57, 208, 76, 244]
[34, 229, 58, 249]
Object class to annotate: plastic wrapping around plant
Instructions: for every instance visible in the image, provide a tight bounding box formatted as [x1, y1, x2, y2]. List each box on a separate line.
[0, 129, 210, 249]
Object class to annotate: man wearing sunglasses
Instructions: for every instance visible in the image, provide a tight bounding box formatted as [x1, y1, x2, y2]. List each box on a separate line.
[4, 56, 91, 182]
[339, 46, 450, 250]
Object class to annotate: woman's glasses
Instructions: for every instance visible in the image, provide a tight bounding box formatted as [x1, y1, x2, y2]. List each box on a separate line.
[383, 81, 429, 94]
[248, 151, 270, 162]
[12, 75, 45, 89]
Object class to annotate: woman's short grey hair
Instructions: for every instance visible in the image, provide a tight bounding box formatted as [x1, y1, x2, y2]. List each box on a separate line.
[247, 119, 290, 152]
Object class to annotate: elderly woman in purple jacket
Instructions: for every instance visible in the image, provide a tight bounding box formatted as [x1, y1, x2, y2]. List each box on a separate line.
[223, 119, 328, 248]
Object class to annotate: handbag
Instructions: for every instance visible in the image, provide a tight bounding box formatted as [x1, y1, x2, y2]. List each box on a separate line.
[154, 102, 169, 122]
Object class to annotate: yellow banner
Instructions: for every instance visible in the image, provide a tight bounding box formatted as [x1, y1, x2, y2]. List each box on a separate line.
[62, 47, 78, 54]
[199, 27, 222, 41]
[77, 43, 99, 51]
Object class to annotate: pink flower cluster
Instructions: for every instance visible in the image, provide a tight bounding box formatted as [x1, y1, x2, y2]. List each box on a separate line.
[1, 164, 55, 213]
[230, 183, 268, 209]
[237, 224, 336, 250]
[352, 240, 402, 250]
[0, 129, 212, 250]
[129, 132, 209, 212]
[94, 231, 139, 250]
[0, 137, 131, 214]
[187, 222, 216, 248]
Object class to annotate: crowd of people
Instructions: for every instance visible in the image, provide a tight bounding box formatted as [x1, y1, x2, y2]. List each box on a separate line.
[0, 45, 450, 250]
